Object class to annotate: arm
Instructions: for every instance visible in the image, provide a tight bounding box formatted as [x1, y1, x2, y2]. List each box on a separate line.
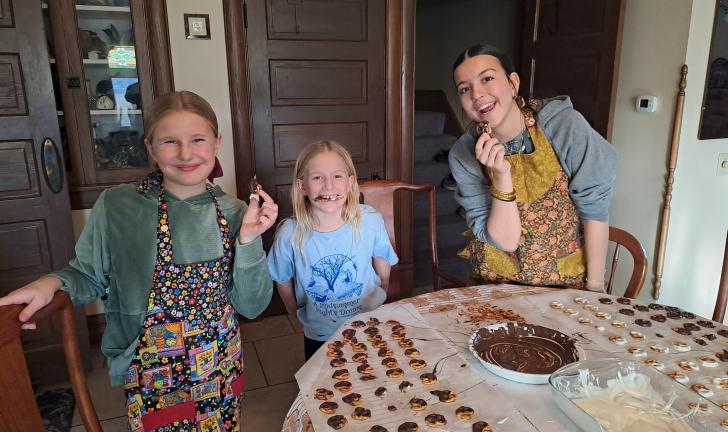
[372, 257, 391, 293]
[276, 280, 297, 315]
[0, 191, 113, 325]
[583, 220, 609, 291]
[230, 236, 274, 318]
[231, 190, 278, 317]
[477, 131, 521, 251]
[449, 136, 520, 251]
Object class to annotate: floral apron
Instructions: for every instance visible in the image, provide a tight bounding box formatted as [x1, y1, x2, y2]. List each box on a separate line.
[461, 123, 586, 288]
[125, 177, 244, 432]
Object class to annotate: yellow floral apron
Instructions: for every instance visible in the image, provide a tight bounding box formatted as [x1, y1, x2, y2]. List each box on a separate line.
[461, 123, 586, 288]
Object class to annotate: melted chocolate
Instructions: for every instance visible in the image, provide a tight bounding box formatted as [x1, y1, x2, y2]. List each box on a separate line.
[618, 308, 635, 316]
[472, 421, 492, 432]
[717, 349, 728, 362]
[634, 319, 652, 327]
[397, 422, 417, 432]
[473, 322, 578, 374]
[598, 297, 614, 304]
[327, 415, 347, 430]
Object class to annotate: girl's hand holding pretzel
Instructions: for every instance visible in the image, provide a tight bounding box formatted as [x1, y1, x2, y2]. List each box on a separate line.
[239, 189, 278, 244]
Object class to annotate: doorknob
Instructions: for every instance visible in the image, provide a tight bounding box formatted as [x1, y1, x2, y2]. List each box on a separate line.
[41, 137, 64, 193]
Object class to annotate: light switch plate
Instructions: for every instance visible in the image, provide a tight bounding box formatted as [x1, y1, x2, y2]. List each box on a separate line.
[718, 153, 728, 176]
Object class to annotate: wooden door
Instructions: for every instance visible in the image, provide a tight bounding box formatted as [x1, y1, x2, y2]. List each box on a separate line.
[246, 0, 387, 221]
[520, 0, 625, 139]
[0, 0, 89, 385]
[245, 0, 389, 315]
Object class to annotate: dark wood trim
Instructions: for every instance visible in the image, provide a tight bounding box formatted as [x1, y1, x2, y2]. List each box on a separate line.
[385, 0, 415, 298]
[144, 0, 175, 97]
[414, 89, 463, 137]
[224, 0, 255, 200]
[605, 0, 626, 142]
[46, 0, 85, 189]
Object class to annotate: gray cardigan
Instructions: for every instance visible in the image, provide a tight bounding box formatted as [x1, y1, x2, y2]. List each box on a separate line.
[448, 96, 617, 247]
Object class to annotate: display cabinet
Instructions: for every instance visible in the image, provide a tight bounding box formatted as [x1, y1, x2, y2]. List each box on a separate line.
[42, 0, 172, 208]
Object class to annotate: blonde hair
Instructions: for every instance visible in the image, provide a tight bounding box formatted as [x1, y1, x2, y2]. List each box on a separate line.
[144, 90, 218, 142]
[290, 140, 361, 252]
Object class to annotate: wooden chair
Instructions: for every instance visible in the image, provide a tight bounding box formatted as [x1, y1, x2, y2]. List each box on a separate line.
[607, 226, 648, 299]
[0, 292, 101, 432]
[712, 230, 728, 322]
[358, 180, 465, 300]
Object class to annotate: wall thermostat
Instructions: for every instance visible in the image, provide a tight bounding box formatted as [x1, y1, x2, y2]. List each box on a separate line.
[636, 95, 657, 113]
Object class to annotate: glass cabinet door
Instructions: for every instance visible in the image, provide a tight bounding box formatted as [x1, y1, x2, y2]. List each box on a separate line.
[41, 0, 172, 208]
[73, 0, 148, 173]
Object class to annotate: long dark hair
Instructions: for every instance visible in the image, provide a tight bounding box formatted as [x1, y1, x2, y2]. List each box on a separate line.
[452, 44, 515, 75]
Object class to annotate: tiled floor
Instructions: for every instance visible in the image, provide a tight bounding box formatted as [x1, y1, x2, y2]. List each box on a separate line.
[65, 314, 306, 432]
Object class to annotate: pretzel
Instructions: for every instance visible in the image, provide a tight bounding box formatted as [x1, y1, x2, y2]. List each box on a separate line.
[248, 175, 262, 202]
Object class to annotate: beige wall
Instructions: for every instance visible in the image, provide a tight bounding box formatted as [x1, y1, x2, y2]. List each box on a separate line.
[166, 0, 237, 197]
[608, 0, 693, 300]
[415, 0, 520, 127]
[660, 0, 728, 320]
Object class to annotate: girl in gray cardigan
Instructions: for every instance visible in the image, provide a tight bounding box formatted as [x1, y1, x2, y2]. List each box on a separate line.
[449, 44, 617, 291]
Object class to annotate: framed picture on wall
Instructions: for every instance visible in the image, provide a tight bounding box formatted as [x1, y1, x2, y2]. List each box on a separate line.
[184, 14, 211, 40]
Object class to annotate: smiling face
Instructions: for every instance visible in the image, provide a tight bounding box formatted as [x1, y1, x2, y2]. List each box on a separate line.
[454, 54, 522, 135]
[145, 110, 221, 199]
[296, 150, 355, 219]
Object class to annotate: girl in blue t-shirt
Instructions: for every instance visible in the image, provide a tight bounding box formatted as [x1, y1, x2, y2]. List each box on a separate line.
[268, 140, 398, 359]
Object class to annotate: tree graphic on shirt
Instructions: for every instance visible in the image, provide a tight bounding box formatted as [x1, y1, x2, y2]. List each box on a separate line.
[311, 254, 356, 294]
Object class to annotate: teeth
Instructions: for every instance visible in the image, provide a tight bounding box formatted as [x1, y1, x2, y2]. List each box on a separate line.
[314, 194, 343, 202]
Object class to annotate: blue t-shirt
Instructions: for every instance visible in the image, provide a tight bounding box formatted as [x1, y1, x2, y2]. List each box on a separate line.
[267, 205, 399, 341]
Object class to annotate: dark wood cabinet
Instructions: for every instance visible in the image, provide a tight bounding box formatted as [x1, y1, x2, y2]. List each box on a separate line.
[42, 0, 173, 209]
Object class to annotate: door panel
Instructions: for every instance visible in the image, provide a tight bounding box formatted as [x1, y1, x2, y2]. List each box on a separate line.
[248, 0, 386, 212]
[267, 0, 367, 41]
[0, 0, 89, 385]
[246, 0, 387, 315]
[521, 0, 624, 139]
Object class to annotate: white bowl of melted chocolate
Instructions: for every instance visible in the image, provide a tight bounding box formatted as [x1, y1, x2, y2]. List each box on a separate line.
[468, 322, 580, 384]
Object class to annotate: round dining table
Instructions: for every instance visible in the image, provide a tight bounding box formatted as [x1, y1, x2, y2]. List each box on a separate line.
[280, 284, 728, 432]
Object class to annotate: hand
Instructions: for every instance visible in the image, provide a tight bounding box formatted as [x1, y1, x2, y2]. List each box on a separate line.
[0, 276, 61, 330]
[239, 189, 278, 244]
[475, 131, 511, 181]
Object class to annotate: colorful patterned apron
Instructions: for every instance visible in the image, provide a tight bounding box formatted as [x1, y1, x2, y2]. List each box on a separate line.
[125, 175, 244, 432]
[461, 122, 586, 288]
